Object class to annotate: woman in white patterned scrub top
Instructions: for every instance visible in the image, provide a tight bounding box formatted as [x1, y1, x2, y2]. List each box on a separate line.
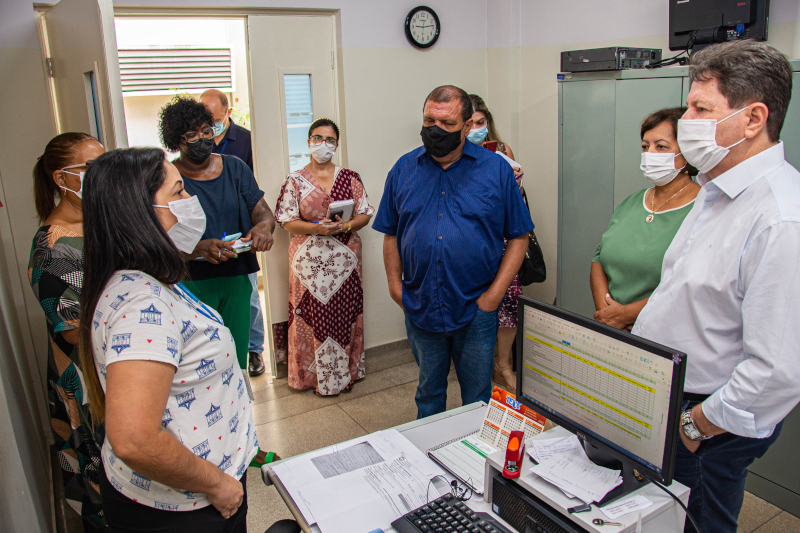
[76, 148, 293, 533]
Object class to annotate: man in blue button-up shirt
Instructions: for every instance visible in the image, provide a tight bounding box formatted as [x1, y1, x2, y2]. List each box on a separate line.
[374, 86, 532, 418]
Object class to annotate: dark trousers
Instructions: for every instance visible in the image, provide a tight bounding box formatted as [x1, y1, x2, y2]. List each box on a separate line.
[100, 469, 249, 533]
[405, 308, 499, 419]
[674, 401, 783, 533]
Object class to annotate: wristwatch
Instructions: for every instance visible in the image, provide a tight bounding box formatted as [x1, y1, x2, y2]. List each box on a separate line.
[681, 409, 712, 441]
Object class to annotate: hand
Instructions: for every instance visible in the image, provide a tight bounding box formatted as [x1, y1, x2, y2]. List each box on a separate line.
[243, 222, 274, 252]
[476, 291, 502, 312]
[334, 215, 353, 233]
[208, 472, 244, 519]
[194, 239, 236, 265]
[679, 424, 701, 454]
[593, 294, 630, 330]
[315, 218, 343, 236]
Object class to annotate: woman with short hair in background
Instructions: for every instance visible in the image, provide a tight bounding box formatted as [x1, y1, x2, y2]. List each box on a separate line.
[468, 94, 525, 393]
[274, 118, 374, 395]
[79, 147, 298, 533]
[28, 132, 107, 531]
[591, 107, 701, 330]
[158, 95, 275, 374]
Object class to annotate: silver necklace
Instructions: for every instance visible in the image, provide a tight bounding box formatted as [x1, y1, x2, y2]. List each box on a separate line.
[646, 183, 690, 223]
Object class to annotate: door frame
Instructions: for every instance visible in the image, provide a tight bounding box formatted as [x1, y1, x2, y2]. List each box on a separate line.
[36, 4, 349, 383]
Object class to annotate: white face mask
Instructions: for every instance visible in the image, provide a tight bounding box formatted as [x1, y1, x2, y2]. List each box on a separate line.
[677, 107, 748, 173]
[310, 142, 336, 164]
[60, 167, 85, 199]
[153, 196, 207, 254]
[640, 152, 686, 186]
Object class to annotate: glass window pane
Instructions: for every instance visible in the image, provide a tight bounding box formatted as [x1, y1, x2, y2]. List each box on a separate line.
[284, 74, 313, 173]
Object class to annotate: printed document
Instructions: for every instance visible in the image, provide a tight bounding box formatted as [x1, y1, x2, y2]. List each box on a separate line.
[299, 454, 434, 533]
[527, 435, 585, 464]
[530, 454, 621, 504]
[270, 430, 445, 530]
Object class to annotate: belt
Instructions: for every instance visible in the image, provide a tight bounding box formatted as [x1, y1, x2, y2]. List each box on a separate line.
[683, 392, 710, 403]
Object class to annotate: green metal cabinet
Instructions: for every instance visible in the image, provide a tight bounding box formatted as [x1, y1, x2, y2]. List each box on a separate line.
[557, 61, 800, 517]
[557, 67, 689, 319]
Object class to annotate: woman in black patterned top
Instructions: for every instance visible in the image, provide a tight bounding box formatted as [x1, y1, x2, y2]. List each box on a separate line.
[28, 132, 106, 531]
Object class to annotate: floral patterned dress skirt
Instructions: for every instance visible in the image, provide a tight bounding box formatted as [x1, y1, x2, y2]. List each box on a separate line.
[498, 239, 522, 329]
[275, 167, 375, 394]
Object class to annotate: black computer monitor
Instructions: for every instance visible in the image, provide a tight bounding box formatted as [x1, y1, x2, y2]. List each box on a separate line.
[669, 0, 770, 52]
[515, 297, 686, 504]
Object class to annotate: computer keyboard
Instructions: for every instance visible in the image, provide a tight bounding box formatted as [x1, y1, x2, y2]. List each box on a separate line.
[390, 492, 514, 533]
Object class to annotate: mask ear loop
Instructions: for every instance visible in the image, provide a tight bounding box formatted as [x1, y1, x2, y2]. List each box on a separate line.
[673, 152, 687, 173]
[716, 106, 749, 125]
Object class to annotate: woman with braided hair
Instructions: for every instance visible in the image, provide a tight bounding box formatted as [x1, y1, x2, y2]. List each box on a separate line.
[274, 118, 375, 395]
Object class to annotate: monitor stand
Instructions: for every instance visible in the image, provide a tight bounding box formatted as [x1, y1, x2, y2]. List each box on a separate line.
[582, 441, 649, 507]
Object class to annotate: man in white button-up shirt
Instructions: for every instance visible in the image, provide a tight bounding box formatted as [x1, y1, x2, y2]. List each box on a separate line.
[632, 41, 797, 532]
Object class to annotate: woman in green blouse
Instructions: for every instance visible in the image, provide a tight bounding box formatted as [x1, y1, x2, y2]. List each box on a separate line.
[591, 107, 701, 330]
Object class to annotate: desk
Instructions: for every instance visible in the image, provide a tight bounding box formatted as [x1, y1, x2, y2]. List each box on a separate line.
[263, 403, 689, 533]
[262, 402, 512, 533]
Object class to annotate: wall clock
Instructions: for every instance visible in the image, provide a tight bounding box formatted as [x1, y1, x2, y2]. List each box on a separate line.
[405, 6, 440, 49]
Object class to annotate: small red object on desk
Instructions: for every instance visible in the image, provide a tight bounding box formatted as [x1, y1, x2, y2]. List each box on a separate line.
[502, 430, 525, 479]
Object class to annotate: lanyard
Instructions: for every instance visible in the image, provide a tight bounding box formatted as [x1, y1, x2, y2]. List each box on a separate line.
[174, 283, 223, 325]
[219, 139, 229, 154]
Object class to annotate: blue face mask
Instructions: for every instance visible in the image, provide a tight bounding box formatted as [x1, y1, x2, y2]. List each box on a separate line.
[467, 125, 488, 144]
[213, 118, 227, 137]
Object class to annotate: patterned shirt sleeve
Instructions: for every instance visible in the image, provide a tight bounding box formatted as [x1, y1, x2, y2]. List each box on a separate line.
[350, 171, 376, 217]
[274, 175, 301, 227]
[103, 292, 182, 370]
[29, 233, 82, 333]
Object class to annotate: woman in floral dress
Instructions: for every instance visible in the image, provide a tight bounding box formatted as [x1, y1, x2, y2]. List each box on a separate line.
[274, 119, 374, 395]
[28, 132, 107, 531]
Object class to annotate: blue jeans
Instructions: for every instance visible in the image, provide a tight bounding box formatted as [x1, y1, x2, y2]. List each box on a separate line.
[405, 308, 499, 419]
[674, 400, 783, 533]
[248, 272, 265, 353]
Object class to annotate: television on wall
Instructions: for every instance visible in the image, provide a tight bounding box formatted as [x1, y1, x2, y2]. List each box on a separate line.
[669, 0, 770, 51]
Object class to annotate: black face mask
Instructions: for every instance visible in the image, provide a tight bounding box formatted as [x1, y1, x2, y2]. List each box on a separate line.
[182, 137, 214, 165]
[420, 124, 464, 158]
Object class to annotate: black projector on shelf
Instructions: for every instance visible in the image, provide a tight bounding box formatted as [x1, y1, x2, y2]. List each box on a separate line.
[561, 47, 662, 72]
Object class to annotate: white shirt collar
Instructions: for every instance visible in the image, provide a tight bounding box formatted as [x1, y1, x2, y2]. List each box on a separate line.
[697, 142, 786, 198]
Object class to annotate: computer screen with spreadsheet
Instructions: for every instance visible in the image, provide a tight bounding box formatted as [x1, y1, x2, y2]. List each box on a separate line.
[517, 297, 686, 484]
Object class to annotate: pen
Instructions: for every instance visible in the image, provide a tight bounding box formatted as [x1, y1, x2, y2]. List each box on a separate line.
[223, 232, 242, 242]
[222, 232, 226, 241]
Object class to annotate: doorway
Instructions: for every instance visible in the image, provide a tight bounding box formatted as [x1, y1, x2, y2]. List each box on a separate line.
[38, 3, 345, 381]
[113, 17, 251, 154]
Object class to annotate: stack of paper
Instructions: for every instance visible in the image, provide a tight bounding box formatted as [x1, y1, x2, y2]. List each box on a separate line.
[271, 429, 446, 533]
[527, 435, 622, 503]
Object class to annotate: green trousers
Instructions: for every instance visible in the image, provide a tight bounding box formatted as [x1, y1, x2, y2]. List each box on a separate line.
[183, 274, 251, 369]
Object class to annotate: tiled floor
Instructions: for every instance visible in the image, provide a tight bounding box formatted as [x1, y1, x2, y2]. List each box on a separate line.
[245, 345, 800, 533]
